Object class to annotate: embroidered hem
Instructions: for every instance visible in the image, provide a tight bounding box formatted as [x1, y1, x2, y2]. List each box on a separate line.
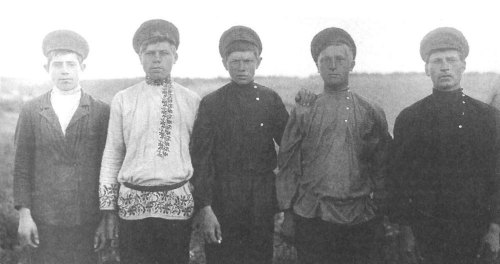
[117, 188, 194, 219]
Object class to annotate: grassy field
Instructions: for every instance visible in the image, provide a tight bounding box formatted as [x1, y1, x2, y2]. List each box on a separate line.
[1, 73, 500, 263]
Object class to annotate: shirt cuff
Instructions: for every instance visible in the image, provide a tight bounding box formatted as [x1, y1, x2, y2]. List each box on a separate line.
[99, 183, 119, 210]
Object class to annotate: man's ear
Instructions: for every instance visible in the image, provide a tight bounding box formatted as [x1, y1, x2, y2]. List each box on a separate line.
[425, 63, 430, 76]
[80, 63, 86, 72]
[173, 51, 179, 64]
[44, 64, 49, 73]
[222, 58, 229, 71]
[255, 56, 262, 69]
[349, 60, 356, 72]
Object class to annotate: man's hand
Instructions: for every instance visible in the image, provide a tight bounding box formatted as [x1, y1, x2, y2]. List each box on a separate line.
[482, 223, 500, 259]
[280, 210, 295, 244]
[400, 225, 419, 264]
[104, 211, 119, 240]
[295, 88, 317, 107]
[94, 216, 107, 251]
[94, 211, 119, 251]
[18, 208, 39, 248]
[195, 206, 222, 244]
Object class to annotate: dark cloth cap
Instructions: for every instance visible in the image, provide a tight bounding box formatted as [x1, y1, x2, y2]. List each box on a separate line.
[133, 19, 179, 54]
[42, 30, 89, 59]
[311, 27, 356, 63]
[219, 26, 262, 57]
[420, 27, 469, 61]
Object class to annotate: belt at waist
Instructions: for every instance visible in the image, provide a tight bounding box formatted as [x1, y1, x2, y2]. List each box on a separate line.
[122, 180, 188, 192]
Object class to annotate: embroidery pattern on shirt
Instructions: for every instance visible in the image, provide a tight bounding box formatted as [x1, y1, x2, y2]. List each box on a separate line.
[117, 189, 194, 218]
[99, 183, 120, 209]
[145, 76, 175, 158]
[158, 83, 174, 157]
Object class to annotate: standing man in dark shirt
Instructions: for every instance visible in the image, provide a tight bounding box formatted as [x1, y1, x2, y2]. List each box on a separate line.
[14, 30, 110, 263]
[389, 27, 500, 263]
[191, 25, 289, 264]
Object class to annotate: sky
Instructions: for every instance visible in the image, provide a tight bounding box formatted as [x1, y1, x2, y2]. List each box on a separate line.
[1, 0, 500, 82]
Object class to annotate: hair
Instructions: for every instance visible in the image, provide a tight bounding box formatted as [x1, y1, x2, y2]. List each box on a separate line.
[139, 37, 177, 55]
[223, 41, 260, 61]
[425, 48, 465, 63]
[46, 50, 83, 65]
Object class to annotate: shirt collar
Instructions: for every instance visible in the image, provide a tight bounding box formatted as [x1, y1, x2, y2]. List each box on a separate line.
[432, 88, 464, 101]
[230, 80, 255, 89]
[51, 85, 82, 96]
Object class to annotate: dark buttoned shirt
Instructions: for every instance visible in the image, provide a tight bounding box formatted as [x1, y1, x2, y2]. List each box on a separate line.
[389, 88, 500, 225]
[190, 81, 289, 210]
[14, 91, 109, 226]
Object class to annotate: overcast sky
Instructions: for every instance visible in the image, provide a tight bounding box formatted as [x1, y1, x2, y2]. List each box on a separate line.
[1, 0, 500, 81]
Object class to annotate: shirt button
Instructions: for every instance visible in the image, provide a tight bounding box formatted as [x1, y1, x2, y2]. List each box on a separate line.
[462, 101, 466, 104]
[346, 97, 350, 100]
[346, 107, 350, 110]
[254, 85, 258, 89]
[344, 119, 348, 122]
[260, 123, 264, 127]
[462, 94, 465, 97]
[462, 112, 465, 115]
[256, 97, 260, 101]
[458, 125, 463, 128]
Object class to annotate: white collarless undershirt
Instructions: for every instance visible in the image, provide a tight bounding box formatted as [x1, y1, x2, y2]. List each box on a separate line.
[50, 86, 82, 135]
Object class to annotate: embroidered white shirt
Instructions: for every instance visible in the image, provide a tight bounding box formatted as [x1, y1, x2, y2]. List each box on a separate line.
[99, 80, 200, 220]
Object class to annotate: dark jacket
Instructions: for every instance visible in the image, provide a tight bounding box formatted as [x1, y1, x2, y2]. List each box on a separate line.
[388, 89, 500, 226]
[14, 91, 109, 226]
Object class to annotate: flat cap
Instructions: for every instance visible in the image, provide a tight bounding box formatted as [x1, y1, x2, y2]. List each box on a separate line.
[133, 19, 179, 54]
[420, 27, 469, 61]
[311, 27, 356, 63]
[219, 26, 262, 57]
[42, 30, 89, 59]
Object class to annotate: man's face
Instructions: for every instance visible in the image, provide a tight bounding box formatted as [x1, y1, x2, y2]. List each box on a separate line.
[317, 44, 355, 89]
[45, 53, 85, 91]
[425, 49, 466, 91]
[224, 51, 261, 85]
[140, 41, 178, 80]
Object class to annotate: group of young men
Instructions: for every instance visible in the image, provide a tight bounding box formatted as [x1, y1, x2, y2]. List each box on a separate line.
[12, 18, 500, 264]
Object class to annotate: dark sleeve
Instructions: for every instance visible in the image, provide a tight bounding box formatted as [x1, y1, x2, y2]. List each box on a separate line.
[272, 92, 289, 146]
[190, 98, 216, 210]
[369, 107, 392, 214]
[386, 111, 413, 225]
[99, 104, 111, 158]
[490, 108, 500, 225]
[13, 105, 35, 210]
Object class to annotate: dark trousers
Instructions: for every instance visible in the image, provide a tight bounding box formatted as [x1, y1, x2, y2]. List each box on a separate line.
[294, 214, 382, 264]
[205, 173, 276, 264]
[411, 213, 486, 264]
[205, 215, 274, 264]
[119, 217, 192, 264]
[28, 223, 97, 264]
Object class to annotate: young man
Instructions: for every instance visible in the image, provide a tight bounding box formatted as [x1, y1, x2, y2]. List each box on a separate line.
[276, 27, 391, 264]
[389, 27, 500, 264]
[14, 30, 110, 263]
[191, 25, 289, 264]
[99, 19, 200, 264]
